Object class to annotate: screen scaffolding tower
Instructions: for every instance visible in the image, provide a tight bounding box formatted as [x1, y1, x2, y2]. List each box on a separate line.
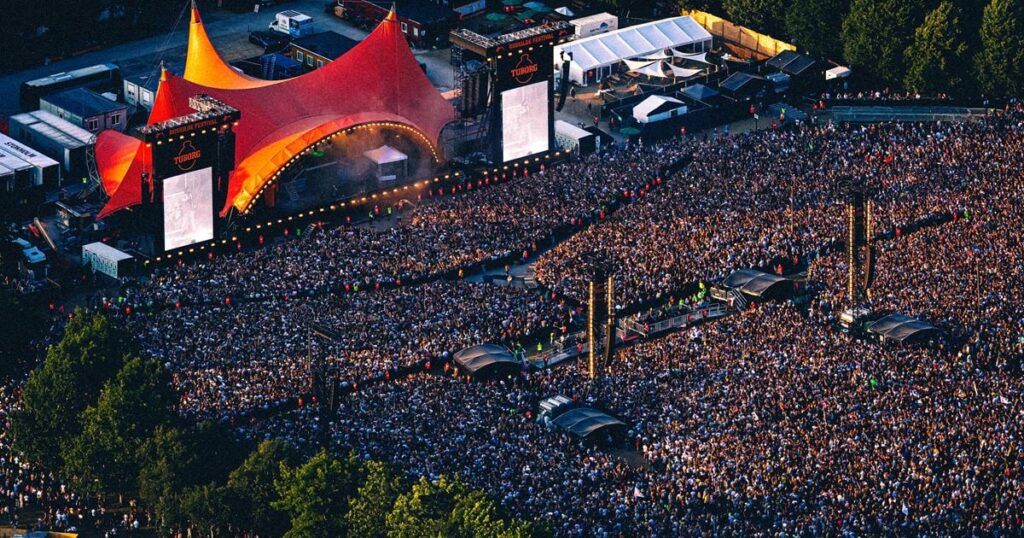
[839, 177, 874, 330]
[586, 266, 617, 379]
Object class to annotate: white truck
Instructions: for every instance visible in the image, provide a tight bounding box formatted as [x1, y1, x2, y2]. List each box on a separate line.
[269, 10, 314, 38]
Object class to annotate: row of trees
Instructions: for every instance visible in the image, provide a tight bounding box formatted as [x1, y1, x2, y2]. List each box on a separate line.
[677, 0, 1024, 98]
[9, 312, 541, 537]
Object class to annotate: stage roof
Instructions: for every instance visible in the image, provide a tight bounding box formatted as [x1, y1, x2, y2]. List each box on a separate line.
[866, 314, 941, 343]
[97, 6, 453, 219]
[453, 344, 521, 375]
[551, 407, 626, 440]
[723, 269, 794, 298]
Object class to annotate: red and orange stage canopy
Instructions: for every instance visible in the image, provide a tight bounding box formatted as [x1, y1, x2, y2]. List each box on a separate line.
[97, 7, 453, 219]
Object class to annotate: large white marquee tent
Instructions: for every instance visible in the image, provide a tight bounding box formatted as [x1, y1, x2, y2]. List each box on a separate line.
[554, 16, 713, 85]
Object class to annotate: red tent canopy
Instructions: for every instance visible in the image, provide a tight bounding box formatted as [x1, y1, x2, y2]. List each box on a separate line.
[98, 8, 452, 219]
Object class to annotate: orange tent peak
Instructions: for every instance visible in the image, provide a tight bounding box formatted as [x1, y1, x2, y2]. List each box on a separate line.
[184, 4, 277, 90]
[385, 7, 397, 22]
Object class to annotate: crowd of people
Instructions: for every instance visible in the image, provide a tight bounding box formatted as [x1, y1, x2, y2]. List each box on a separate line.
[536, 108, 1024, 308]
[245, 302, 1023, 535]
[126, 281, 573, 418]
[121, 143, 689, 308]
[4, 102, 1024, 535]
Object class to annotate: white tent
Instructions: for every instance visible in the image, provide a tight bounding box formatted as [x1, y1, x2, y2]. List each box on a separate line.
[666, 63, 703, 78]
[554, 16, 713, 85]
[634, 61, 668, 78]
[363, 145, 407, 165]
[633, 95, 686, 124]
[623, 58, 656, 72]
[671, 50, 711, 64]
[363, 145, 408, 182]
[638, 50, 670, 60]
[826, 66, 851, 80]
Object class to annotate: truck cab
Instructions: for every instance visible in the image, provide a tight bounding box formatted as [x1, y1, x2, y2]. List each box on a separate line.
[269, 10, 314, 38]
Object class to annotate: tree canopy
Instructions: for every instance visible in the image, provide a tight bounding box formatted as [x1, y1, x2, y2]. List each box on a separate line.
[842, 0, 926, 84]
[785, 0, 848, 59]
[11, 312, 132, 470]
[904, 1, 970, 95]
[976, 0, 1024, 97]
[61, 356, 176, 497]
[273, 449, 365, 538]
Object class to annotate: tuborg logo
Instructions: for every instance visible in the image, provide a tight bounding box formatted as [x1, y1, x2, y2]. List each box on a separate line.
[511, 53, 539, 85]
[173, 140, 202, 172]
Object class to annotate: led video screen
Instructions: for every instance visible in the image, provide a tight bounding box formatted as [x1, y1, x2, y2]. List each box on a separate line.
[163, 167, 214, 251]
[501, 81, 549, 162]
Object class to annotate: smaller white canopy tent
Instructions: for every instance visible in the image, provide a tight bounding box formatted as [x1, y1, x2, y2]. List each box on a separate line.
[666, 63, 702, 78]
[363, 145, 407, 165]
[634, 61, 667, 78]
[554, 16, 713, 85]
[623, 58, 656, 71]
[633, 95, 686, 124]
[624, 60, 703, 79]
[638, 50, 670, 60]
[826, 66, 851, 80]
[671, 50, 711, 64]
[363, 145, 408, 182]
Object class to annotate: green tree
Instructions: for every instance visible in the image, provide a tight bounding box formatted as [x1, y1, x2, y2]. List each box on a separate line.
[273, 449, 364, 538]
[180, 482, 232, 537]
[904, 1, 970, 95]
[346, 461, 404, 537]
[11, 312, 132, 470]
[386, 476, 536, 538]
[448, 489, 535, 538]
[226, 440, 297, 537]
[784, 0, 848, 58]
[61, 357, 176, 498]
[842, 0, 925, 84]
[137, 426, 198, 532]
[723, 0, 790, 36]
[975, 0, 1024, 97]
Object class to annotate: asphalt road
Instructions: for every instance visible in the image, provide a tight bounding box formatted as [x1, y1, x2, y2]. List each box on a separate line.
[0, 0, 456, 117]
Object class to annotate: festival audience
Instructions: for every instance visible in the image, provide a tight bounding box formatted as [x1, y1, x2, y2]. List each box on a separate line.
[3, 104, 1023, 535]
[537, 109, 1024, 308]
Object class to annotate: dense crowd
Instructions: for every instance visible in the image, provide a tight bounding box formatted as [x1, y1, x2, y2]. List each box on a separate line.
[127, 281, 572, 418]
[123, 143, 689, 307]
[4, 104, 1024, 535]
[809, 184, 1024, 368]
[247, 302, 1023, 536]
[536, 108, 1024, 307]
